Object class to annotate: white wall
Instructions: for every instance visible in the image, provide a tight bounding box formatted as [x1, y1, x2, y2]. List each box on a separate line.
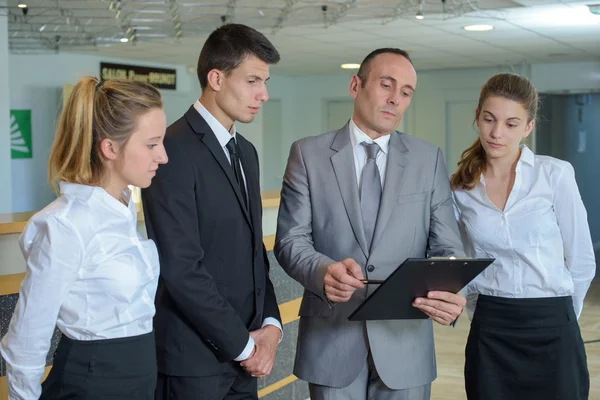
[267, 73, 353, 158]
[0, 2, 12, 214]
[532, 61, 600, 93]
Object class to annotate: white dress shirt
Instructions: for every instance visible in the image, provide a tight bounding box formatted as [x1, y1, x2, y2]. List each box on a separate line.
[0, 182, 160, 400]
[453, 145, 596, 320]
[193, 100, 282, 361]
[348, 118, 391, 186]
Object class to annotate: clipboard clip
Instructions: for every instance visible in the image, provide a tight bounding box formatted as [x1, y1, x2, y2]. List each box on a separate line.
[428, 256, 472, 260]
[428, 256, 473, 266]
[361, 256, 473, 284]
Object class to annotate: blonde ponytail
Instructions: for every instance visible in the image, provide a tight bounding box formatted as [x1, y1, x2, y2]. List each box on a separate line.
[48, 76, 163, 193]
[49, 77, 98, 193]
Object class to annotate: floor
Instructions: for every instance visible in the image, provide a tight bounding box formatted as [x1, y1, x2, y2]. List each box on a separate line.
[430, 281, 600, 399]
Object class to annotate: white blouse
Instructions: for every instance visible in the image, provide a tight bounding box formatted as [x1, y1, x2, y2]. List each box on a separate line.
[0, 182, 160, 400]
[453, 145, 596, 320]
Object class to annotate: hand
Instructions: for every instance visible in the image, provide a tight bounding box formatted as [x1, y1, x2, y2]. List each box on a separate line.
[323, 258, 365, 303]
[240, 325, 281, 378]
[412, 291, 466, 325]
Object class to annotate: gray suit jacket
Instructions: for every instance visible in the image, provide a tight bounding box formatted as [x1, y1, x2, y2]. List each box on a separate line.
[274, 123, 465, 390]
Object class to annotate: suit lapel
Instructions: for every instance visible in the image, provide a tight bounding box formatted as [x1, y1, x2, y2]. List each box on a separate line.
[371, 132, 408, 251]
[183, 106, 252, 228]
[330, 124, 369, 258]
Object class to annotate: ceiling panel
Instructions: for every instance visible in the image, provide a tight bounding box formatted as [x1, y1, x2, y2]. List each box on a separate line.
[3, 0, 599, 75]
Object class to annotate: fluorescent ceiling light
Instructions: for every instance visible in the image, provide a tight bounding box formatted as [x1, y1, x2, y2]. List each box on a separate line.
[135, 10, 165, 14]
[341, 63, 360, 69]
[137, 33, 170, 37]
[534, 6, 600, 26]
[463, 24, 494, 31]
[131, 18, 163, 23]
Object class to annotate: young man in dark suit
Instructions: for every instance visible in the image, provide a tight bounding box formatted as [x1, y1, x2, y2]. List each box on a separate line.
[141, 23, 282, 400]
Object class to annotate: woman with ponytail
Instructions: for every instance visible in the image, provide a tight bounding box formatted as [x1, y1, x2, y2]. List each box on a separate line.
[0, 76, 168, 399]
[452, 73, 594, 400]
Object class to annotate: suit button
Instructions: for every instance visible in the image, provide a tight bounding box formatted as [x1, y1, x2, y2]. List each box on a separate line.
[367, 265, 375, 272]
[257, 288, 262, 296]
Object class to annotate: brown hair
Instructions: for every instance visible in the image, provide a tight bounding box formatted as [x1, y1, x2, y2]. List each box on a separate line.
[450, 73, 539, 191]
[197, 23, 280, 90]
[48, 76, 163, 193]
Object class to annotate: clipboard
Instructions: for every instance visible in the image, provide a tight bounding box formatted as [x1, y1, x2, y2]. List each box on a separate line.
[348, 257, 494, 321]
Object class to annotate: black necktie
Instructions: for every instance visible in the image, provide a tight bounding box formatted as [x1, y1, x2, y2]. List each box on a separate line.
[225, 137, 248, 209]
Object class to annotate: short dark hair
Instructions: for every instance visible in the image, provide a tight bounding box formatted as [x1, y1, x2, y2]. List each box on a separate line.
[197, 23, 280, 90]
[356, 48, 412, 87]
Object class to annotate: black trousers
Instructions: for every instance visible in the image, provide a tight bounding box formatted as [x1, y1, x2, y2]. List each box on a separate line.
[40, 331, 157, 400]
[465, 295, 589, 400]
[155, 367, 257, 400]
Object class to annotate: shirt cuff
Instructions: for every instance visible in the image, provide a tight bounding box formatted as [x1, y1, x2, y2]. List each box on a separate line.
[262, 317, 283, 343]
[233, 335, 254, 362]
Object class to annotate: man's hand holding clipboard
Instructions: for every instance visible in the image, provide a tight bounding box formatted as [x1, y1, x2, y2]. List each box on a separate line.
[347, 256, 495, 322]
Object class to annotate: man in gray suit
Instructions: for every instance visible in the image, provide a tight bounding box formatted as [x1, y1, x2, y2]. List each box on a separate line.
[274, 48, 466, 400]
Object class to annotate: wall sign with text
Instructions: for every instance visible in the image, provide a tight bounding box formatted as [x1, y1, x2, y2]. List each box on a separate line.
[100, 62, 177, 90]
[10, 110, 32, 159]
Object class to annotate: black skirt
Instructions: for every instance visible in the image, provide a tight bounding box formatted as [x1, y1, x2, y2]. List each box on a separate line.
[40, 331, 157, 400]
[465, 295, 589, 400]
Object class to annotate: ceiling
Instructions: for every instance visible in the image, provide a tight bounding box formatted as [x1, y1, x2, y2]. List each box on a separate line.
[2, 0, 600, 75]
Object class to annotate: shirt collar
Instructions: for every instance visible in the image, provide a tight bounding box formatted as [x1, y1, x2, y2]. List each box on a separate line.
[59, 182, 134, 219]
[349, 118, 391, 154]
[477, 144, 534, 195]
[194, 99, 237, 148]
[519, 144, 535, 167]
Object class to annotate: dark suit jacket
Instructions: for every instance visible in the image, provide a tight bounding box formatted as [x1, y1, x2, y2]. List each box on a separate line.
[141, 106, 281, 377]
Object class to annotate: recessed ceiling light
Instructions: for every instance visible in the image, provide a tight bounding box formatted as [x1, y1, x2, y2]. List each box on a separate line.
[120, 37, 129, 42]
[341, 63, 360, 69]
[463, 24, 494, 31]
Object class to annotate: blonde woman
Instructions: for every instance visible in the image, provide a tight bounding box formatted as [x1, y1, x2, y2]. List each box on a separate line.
[0, 77, 168, 399]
